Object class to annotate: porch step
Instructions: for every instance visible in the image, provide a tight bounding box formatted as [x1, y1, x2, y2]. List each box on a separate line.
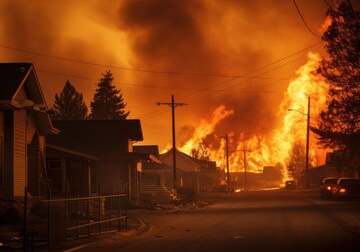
[141, 184, 175, 201]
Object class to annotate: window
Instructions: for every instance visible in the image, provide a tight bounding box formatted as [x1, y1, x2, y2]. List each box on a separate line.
[47, 158, 62, 193]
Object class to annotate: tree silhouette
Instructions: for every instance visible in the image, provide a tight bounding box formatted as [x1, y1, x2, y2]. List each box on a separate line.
[52, 80, 88, 120]
[90, 71, 130, 120]
[314, 1, 360, 152]
[191, 142, 210, 161]
[286, 141, 305, 182]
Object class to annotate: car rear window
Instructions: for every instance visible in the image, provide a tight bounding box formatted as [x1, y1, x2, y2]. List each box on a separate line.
[324, 178, 338, 184]
[339, 179, 360, 186]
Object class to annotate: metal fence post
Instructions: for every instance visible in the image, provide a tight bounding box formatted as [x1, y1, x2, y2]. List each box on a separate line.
[88, 188, 90, 237]
[65, 187, 68, 241]
[110, 187, 112, 232]
[118, 187, 121, 232]
[48, 186, 52, 250]
[76, 188, 79, 238]
[23, 186, 28, 252]
[98, 185, 101, 235]
[125, 184, 128, 231]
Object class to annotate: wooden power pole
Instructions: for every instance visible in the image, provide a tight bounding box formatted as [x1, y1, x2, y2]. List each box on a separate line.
[157, 95, 187, 193]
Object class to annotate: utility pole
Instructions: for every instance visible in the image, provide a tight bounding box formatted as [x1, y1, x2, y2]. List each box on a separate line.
[157, 95, 187, 194]
[219, 134, 231, 190]
[239, 149, 251, 191]
[225, 134, 230, 189]
[305, 96, 310, 189]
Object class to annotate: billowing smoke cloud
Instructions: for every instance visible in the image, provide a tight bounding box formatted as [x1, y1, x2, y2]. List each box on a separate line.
[0, 0, 328, 149]
[118, 0, 216, 73]
[116, 0, 285, 142]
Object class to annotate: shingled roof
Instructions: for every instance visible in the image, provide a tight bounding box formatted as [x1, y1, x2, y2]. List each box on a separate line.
[0, 63, 57, 134]
[47, 120, 143, 157]
[133, 145, 160, 158]
[0, 63, 32, 100]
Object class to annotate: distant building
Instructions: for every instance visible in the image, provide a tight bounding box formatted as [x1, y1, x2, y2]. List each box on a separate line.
[160, 148, 218, 193]
[263, 166, 282, 187]
[230, 172, 264, 189]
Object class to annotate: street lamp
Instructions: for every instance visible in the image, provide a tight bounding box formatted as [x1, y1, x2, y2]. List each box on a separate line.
[288, 96, 310, 189]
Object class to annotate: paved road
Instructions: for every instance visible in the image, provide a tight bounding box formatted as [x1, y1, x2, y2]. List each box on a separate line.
[73, 190, 360, 252]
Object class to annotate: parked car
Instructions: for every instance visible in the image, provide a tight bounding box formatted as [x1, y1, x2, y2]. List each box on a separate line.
[320, 177, 338, 198]
[332, 178, 360, 199]
[285, 180, 296, 189]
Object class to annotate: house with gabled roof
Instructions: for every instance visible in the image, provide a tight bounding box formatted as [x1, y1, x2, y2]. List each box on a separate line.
[133, 145, 174, 202]
[0, 63, 58, 198]
[160, 148, 219, 193]
[46, 120, 157, 201]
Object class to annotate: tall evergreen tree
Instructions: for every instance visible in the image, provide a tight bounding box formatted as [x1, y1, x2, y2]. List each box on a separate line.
[313, 1, 360, 151]
[90, 70, 130, 120]
[286, 142, 305, 181]
[52, 80, 88, 120]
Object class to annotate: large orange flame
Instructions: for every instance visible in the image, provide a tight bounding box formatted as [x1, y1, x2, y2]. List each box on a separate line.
[178, 52, 329, 183]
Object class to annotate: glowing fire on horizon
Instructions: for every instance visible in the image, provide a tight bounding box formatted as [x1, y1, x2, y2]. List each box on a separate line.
[178, 53, 329, 182]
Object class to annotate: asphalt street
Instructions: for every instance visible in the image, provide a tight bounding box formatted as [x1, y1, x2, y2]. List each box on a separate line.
[70, 190, 360, 252]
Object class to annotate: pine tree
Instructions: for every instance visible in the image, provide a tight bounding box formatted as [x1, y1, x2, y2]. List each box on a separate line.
[90, 71, 130, 120]
[52, 80, 88, 120]
[286, 142, 305, 182]
[313, 1, 360, 151]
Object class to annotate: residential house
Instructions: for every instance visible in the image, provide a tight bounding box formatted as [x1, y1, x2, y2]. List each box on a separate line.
[0, 63, 57, 199]
[46, 120, 154, 201]
[160, 148, 218, 193]
[133, 145, 174, 202]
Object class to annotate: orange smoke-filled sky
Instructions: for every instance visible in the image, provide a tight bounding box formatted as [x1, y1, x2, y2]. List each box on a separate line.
[0, 0, 334, 149]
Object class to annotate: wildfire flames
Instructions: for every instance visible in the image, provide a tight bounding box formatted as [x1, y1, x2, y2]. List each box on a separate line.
[179, 53, 329, 182]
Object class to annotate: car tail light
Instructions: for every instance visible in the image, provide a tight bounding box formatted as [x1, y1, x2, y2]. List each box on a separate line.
[339, 188, 346, 193]
[326, 186, 332, 191]
[332, 187, 338, 193]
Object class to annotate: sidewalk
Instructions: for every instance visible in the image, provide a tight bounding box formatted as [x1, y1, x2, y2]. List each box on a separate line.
[0, 200, 211, 251]
[0, 215, 147, 251]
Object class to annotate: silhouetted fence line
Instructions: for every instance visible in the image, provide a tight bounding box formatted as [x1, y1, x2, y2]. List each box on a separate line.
[41, 185, 128, 248]
[18, 185, 128, 251]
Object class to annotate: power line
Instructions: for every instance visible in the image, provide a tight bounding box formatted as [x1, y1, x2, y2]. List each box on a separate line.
[140, 42, 322, 121]
[22, 41, 321, 121]
[0, 41, 320, 78]
[0, 44, 251, 78]
[218, 51, 310, 92]
[323, 0, 335, 10]
[38, 69, 287, 92]
[180, 45, 317, 106]
[292, 0, 322, 37]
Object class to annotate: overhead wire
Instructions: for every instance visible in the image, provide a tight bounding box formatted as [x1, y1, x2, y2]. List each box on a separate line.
[292, 0, 322, 37]
[39, 69, 289, 92]
[0, 41, 320, 79]
[177, 43, 321, 106]
[0, 40, 323, 121]
[31, 41, 322, 121]
[140, 43, 322, 121]
[0, 44, 274, 79]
